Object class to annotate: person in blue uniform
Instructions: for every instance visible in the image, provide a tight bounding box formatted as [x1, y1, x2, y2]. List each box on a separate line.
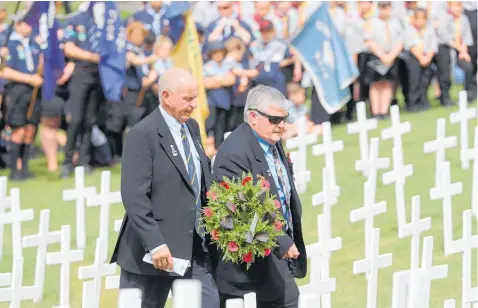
[59, 3, 104, 178]
[106, 21, 157, 160]
[250, 19, 301, 97]
[203, 40, 236, 153]
[3, 11, 43, 180]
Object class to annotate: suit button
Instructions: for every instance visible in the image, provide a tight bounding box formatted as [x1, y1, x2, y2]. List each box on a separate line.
[189, 229, 193, 234]
[190, 208, 195, 212]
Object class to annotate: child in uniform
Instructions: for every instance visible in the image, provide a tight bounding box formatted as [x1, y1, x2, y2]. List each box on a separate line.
[3, 11, 44, 180]
[404, 8, 437, 112]
[283, 82, 315, 140]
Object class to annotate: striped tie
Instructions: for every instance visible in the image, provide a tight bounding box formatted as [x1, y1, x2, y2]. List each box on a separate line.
[180, 125, 204, 237]
[270, 145, 293, 236]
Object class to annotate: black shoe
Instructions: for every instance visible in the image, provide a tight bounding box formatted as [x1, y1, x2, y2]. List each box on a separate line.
[10, 169, 25, 181]
[22, 168, 34, 179]
[60, 164, 74, 178]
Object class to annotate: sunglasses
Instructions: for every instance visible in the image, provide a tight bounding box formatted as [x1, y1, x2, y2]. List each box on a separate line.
[249, 108, 288, 125]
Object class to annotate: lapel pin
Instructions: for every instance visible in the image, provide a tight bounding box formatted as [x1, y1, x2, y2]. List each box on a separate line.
[170, 145, 178, 156]
[267, 170, 272, 177]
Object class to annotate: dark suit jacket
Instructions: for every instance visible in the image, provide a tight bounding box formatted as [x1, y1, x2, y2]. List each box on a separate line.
[212, 123, 307, 301]
[110, 107, 214, 276]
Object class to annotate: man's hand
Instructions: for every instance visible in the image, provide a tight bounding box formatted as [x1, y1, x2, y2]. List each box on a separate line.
[151, 245, 173, 271]
[459, 51, 471, 63]
[283, 244, 300, 259]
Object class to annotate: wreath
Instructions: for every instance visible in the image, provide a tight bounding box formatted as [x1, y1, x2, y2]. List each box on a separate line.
[202, 173, 285, 269]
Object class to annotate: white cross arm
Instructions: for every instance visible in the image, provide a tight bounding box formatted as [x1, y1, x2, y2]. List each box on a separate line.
[0, 209, 34, 224]
[63, 187, 96, 201]
[46, 250, 84, 265]
[349, 201, 387, 222]
[22, 230, 62, 248]
[114, 219, 123, 233]
[118, 288, 142, 308]
[352, 253, 393, 275]
[78, 263, 117, 280]
[0, 273, 11, 287]
[429, 182, 463, 200]
[299, 277, 336, 297]
[106, 275, 120, 289]
[86, 191, 122, 207]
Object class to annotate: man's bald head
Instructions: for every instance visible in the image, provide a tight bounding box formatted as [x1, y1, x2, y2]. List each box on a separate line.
[159, 68, 199, 123]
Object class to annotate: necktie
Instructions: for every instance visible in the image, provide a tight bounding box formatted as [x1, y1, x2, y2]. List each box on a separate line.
[88, 17, 100, 53]
[180, 125, 204, 237]
[270, 145, 293, 235]
[22, 39, 34, 72]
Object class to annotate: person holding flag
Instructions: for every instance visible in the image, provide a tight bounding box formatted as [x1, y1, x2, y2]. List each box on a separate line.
[2, 8, 44, 180]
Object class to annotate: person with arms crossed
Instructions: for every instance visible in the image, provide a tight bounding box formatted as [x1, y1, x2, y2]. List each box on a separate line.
[110, 68, 219, 308]
[213, 85, 307, 308]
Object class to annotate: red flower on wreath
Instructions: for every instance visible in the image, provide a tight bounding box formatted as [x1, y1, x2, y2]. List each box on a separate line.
[261, 179, 270, 190]
[211, 230, 220, 240]
[287, 152, 292, 163]
[243, 251, 253, 263]
[264, 248, 271, 257]
[274, 221, 283, 231]
[220, 182, 230, 190]
[274, 200, 281, 209]
[204, 208, 213, 217]
[228, 241, 239, 252]
[241, 176, 252, 186]
[206, 191, 217, 201]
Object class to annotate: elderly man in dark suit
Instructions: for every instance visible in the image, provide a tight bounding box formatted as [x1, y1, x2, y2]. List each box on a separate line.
[212, 84, 307, 308]
[111, 68, 219, 308]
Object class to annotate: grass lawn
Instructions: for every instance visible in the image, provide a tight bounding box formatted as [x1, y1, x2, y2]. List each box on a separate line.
[0, 86, 476, 307]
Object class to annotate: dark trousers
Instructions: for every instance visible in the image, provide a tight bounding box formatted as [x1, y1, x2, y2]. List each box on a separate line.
[435, 45, 474, 104]
[119, 251, 219, 308]
[63, 65, 104, 166]
[407, 53, 434, 109]
[465, 9, 477, 99]
[206, 107, 229, 149]
[309, 86, 329, 125]
[227, 106, 244, 132]
[218, 259, 299, 308]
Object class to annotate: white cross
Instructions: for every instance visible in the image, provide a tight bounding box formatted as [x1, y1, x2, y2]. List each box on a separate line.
[312, 121, 344, 190]
[0, 176, 10, 209]
[244, 293, 256, 308]
[312, 167, 340, 244]
[0, 257, 40, 308]
[450, 90, 477, 169]
[114, 218, 123, 233]
[347, 102, 378, 176]
[464, 126, 478, 218]
[350, 181, 387, 259]
[423, 118, 457, 189]
[353, 228, 393, 308]
[406, 236, 448, 308]
[398, 196, 431, 270]
[22, 209, 61, 303]
[86, 170, 122, 262]
[444, 299, 456, 308]
[78, 237, 117, 308]
[381, 105, 411, 149]
[356, 137, 389, 202]
[430, 161, 463, 256]
[62, 166, 96, 249]
[286, 116, 318, 184]
[382, 146, 412, 229]
[303, 214, 342, 308]
[172, 279, 202, 308]
[118, 288, 142, 308]
[0, 188, 34, 258]
[289, 151, 310, 194]
[0, 272, 11, 287]
[448, 210, 478, 305]
[391, 270, 411, 308]
[46, 225, 84, 307]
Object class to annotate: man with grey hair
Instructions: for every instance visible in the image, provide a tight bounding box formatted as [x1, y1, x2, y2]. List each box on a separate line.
[111, 68, 219, 308]
[213, 84, 307, 308]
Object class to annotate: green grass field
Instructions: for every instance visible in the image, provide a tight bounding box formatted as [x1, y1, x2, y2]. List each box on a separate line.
[0, 86, 477, 307]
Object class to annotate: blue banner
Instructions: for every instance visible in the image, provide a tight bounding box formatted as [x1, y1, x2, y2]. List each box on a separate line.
[291, 3, 359, 114]
[26, 1, 65, 101]
[89, 1, 126, 102]
[163, 2, 189, 44]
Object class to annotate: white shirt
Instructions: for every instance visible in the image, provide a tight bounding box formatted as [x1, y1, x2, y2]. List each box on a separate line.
[150, 105, 201, 255]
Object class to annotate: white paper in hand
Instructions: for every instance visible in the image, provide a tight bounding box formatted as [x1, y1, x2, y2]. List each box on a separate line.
[142, 253, 191, 276]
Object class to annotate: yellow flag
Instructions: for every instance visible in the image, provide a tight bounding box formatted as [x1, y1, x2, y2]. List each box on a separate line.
[171, 11, 209, 144]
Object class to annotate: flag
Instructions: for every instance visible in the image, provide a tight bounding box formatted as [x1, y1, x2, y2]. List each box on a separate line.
[26, 1, 65, 101]
[90, 1, 126, 102]
[171, 8, 209, 144]
[291, 3, 359, 114]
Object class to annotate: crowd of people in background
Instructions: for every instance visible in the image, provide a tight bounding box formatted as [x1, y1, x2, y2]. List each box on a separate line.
[0, 0, 475, 181]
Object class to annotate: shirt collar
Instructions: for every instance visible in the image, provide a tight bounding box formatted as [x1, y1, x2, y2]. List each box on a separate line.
[252, 129, 274, 154]
[159, 104, 183, 134]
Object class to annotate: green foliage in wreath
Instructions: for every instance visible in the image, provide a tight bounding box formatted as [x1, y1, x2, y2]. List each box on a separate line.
[202, 173, 285, 269]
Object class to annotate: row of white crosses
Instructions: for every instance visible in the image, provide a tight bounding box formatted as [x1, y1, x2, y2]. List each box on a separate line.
[0, 167, 125, 308]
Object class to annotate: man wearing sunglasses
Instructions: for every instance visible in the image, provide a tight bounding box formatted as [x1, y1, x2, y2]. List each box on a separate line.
[213, 85, 307, 308]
